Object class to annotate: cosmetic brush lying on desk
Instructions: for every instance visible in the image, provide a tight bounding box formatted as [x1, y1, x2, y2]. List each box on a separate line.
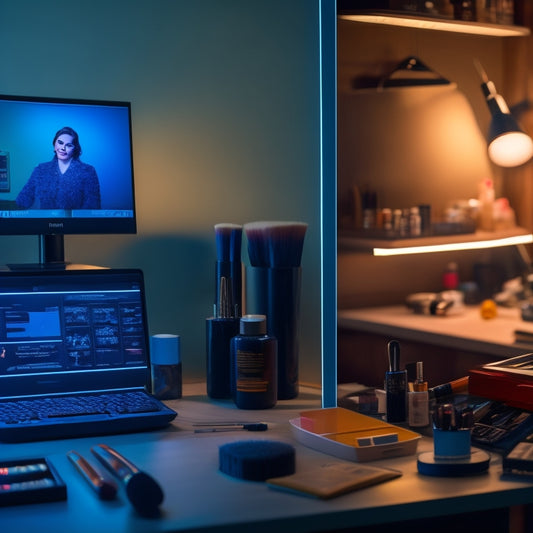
[91, 444, 164, 517]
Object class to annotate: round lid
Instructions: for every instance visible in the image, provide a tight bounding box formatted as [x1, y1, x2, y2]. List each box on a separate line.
[240, 314, 267, 336]
[150, 334, 180, 364]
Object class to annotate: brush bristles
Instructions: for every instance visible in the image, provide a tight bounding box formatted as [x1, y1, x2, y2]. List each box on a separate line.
[244, 221, 270, 267]
[244, 221, 307, 268]
[215, 223, 242, 262]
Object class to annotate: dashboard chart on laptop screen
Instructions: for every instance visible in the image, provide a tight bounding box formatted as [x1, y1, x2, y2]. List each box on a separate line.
[0, 270, 150, 397]
[0, 289, 146, 375]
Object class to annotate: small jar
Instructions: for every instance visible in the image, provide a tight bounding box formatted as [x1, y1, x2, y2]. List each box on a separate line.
[231, 315, 277, 409]
[442, 261, 459, 290]
[151, 334, 182, 400]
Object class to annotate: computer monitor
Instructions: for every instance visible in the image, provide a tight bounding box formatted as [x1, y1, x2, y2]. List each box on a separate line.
[0, 94, 137, 268]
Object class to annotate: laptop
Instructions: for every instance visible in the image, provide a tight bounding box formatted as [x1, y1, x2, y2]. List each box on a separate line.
[0, 268, 177, 442]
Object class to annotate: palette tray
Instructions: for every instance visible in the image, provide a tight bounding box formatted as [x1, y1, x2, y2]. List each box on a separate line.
[290, 407, 421, 462]
[0, 457, 66, 506]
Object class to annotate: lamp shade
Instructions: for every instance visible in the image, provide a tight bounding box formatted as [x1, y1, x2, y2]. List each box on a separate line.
[476, 61, 533, 167]
[488, 113, 533, 167]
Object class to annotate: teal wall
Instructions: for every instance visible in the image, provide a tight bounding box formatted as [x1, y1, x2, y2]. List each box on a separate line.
[0, 0, 324, 384]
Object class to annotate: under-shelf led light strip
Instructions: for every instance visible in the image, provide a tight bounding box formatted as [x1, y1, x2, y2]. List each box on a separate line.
[340, 14, 529, 37]
[373, 233, 533, 256]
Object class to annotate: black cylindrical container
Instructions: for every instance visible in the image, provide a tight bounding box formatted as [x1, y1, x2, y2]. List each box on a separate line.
[245, 266, 268, 317]
[206, 317, 239, 399]
[385, 370, 408, 423]
[231, 315, 277, 409]
[267, 267, 301, 400]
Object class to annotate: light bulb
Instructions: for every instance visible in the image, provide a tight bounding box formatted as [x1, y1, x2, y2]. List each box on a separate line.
[488, 131, 533, 167]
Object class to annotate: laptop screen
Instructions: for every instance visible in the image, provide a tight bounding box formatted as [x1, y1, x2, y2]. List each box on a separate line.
[0, 269, 151, 399]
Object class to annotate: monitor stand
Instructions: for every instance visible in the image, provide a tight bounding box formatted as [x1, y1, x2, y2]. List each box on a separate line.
[6, 235, 106, 271]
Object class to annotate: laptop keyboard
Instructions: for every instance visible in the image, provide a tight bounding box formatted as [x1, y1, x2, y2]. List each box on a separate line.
[0, 391, 162, 425]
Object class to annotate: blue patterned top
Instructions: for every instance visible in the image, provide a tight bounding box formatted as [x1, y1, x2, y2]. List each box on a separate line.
[16, 157, 101, 209]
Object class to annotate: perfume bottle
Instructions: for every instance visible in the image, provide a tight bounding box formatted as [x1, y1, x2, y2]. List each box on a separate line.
[408, 361, 429, 428]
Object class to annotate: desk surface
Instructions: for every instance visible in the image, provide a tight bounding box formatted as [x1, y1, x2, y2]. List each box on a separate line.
[1, 382, 533, 532]
[338, 305, 533, 358]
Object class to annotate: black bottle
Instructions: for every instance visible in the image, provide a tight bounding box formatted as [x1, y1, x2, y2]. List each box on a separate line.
[231, 314, 277, 409]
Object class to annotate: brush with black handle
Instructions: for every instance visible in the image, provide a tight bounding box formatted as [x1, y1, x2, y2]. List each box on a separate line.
[91, 443, 164, 517]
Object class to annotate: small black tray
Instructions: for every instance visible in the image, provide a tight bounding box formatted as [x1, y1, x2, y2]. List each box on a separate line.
[0, 457, 66, 506]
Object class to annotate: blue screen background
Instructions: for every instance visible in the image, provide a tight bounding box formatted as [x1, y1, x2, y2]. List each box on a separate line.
[0, 98, 134, 210]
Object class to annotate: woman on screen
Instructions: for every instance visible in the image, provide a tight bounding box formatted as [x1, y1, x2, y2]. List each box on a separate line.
[16, 126, 101, 210]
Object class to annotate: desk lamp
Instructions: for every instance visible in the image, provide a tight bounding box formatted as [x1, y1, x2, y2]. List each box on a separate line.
[475, 59, 533, 167]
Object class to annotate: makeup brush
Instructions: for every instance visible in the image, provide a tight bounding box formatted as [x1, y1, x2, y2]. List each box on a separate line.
[244, 221, 307, 268]
[207, 224, 242, 399]
[244, 221, 308, 400]
[243, 221, 270, 268]
[263, 221, 307, 268]
[215, 223, 242, 263]
[214, 223, 242, 317]
[244, 221, 270, 318]
[91, 444, 164, 517]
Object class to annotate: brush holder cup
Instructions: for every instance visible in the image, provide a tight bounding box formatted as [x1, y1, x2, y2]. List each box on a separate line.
[433, 428, 471, 460]
[246, 265, 302, 400]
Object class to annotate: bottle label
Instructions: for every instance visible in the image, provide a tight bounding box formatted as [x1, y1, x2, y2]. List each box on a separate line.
[236, 350, 268, 393]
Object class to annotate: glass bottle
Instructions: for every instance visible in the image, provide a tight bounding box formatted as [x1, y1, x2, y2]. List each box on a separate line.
[231, 314, 277, 409]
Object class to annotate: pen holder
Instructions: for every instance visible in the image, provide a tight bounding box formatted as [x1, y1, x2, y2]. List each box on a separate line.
[433, 428, 471, 460]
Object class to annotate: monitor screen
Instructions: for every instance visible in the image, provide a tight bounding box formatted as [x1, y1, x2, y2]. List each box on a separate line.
[0, 94, 137, 237]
